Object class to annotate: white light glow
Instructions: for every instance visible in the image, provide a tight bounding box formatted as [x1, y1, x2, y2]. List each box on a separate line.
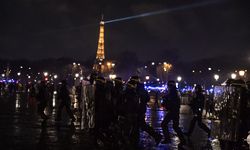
[231, 73, 237, 79]
[43, 72, 48, 77]
[54, 75, 58, 79]
[214, 74, 219, 81]
[75, 73, 79, 78]
[177, 76, 182, 82]
[239, 70, 245, 77]
[109, 74, 117, 79]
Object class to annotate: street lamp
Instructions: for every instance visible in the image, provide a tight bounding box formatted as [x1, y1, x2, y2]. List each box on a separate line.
[239, 70, 245, 77]
[17, 72, 21, 76]
[75, 73, 79, 78]
[43, 72, 48, 77]
[145, 76, 150, 80]
[109, 74, 117, 80]
[231, 73, 237, 79]
[107, 62, 111, 67]
[1, 74, 5, 77]
[177, 76, 182, 82]
[54, 75, 58, 79]
[214, 74, 219, 81]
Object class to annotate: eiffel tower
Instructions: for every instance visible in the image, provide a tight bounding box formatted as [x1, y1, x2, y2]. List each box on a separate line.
[95, 16, 105, 61]
[93, 16, 115, 76]
[93, 16, 105, 73]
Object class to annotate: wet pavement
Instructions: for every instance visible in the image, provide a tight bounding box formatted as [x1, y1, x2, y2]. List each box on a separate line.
[0, 92, 214, 150]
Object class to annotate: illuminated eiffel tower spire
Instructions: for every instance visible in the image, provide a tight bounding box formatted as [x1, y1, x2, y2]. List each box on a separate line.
[95, 15, 105, 61]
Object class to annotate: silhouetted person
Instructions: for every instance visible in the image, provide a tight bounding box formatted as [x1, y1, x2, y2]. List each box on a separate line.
[186, 85, 210, 138]
[37, 81, 49, 120]
[76, 83, 82, 108]
[28, 84, 37, 111]
[56, 80, 75, 122]
[123, 76, 140, 147]
[105, 80, 115, 123]
[81, 72, 96, 130]
[154, 90, 160, 109]
[112, 77, 125, 119]
[238, 81, 250, 148]
[94, 76, 110, 144]
[161, 80, 186, 145]
[137, 83, 162, 145]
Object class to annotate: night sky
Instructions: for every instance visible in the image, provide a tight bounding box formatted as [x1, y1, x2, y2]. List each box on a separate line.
[0, 0, 250, 62]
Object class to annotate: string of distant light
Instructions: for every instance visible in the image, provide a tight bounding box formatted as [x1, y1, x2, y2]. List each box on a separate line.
[104, 0, 224, 24]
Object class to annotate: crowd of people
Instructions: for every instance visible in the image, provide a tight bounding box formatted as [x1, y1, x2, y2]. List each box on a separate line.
[77, 74, 212, 149]
[1, 74, 249, 149]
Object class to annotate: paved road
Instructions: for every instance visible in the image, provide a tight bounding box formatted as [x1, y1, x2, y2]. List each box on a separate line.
[0, 92, 214, 150]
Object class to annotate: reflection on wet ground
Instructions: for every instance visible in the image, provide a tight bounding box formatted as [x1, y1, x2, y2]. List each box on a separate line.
[0, 93, 214, 150]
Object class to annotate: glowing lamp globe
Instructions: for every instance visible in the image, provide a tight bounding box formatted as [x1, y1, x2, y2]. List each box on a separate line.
[177, 76, 182, 82]
[214, 74, 219, 81]
[231, 73, 237, 79]
[239, 70, 245, 77]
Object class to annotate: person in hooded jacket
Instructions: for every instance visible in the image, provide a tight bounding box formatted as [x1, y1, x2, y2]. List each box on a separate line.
[56, 80, 76, 122]
[123, 76, 140, 147]
[37, 81, 49, 120]
[112, 77, 125, 120]
[186, 84, 210, 138]
[161, 80, 186, 145]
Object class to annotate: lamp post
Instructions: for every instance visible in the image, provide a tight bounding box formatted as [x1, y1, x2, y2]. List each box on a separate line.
[43, 72, 49, 81]
[177, 76, 182, 89]
[214, 74, 220, 86]
[43, 72, 48, 77]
